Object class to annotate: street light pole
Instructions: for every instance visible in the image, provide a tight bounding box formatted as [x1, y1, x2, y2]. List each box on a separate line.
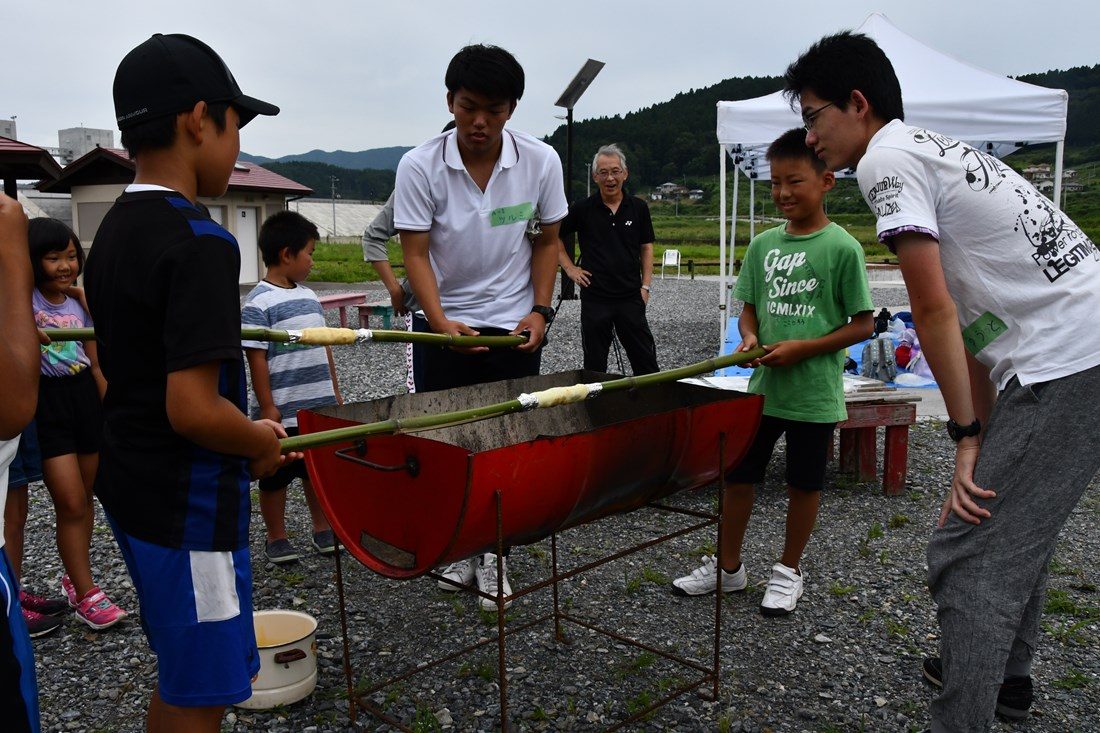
[554, 59, 604, 300]
[330, 175, 339, 240]
[586, 162, 592, 197]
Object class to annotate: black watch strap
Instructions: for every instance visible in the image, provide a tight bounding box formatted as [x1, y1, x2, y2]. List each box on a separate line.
[946, 418, 981, 442]
[531, 305, 555, 324]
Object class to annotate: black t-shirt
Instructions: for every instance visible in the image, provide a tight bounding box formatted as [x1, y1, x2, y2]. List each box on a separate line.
[85, 189, 250, 551]
[559, 194, 655, 300]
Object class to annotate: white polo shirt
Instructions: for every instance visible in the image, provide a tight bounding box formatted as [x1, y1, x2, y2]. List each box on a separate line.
[394, 129, 568, 329]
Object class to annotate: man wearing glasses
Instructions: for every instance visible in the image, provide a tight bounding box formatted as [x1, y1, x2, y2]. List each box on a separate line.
[786, 31, 1100, 732]
[558, 144, 658, 375]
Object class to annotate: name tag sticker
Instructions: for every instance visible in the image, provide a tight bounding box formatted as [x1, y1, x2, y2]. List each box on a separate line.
[490, 202, 535, 227]
[961, 311, 1008, 355]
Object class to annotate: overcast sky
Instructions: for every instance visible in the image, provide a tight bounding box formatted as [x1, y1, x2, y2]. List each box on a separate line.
[6, 0, 1098, 158]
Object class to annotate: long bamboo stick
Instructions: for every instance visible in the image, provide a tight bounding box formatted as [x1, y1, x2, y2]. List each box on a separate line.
[41, 326, 527, 349]
[279, 347, 767, 453]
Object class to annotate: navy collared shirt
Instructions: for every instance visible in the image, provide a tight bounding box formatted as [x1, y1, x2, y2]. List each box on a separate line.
[560, 193, 655, 300]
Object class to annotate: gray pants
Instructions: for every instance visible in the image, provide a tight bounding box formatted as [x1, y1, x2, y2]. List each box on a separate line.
[928, 364, 1100, 732]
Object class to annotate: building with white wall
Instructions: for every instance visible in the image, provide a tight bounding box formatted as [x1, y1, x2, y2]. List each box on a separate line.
[39, 148, 312, 283]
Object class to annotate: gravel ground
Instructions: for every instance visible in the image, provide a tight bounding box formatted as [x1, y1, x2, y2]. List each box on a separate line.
[22, 277, 1100, 732]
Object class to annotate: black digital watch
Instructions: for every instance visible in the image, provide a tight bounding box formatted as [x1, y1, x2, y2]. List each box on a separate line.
[531, 305, 555, 324]
[946, 418, 981, 442]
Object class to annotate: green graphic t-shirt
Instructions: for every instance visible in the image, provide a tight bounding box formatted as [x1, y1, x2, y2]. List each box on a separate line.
[735, 222, 873, 422]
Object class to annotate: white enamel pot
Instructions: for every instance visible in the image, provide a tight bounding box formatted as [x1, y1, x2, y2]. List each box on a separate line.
[236, 609, 318, 709]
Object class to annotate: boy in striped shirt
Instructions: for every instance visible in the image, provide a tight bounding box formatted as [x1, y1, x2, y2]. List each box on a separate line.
[242, 211, 341, 564]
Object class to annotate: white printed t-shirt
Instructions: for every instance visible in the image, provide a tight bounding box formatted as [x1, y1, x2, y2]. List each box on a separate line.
[858, 119, 1100, 389]
[393, 129, 568, 329]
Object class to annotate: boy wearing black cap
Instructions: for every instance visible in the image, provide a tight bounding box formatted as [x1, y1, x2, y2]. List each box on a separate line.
[84, 34, 288, 731]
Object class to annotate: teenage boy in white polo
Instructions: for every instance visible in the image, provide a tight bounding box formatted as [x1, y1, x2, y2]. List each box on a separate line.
[394, 44, 567, 610]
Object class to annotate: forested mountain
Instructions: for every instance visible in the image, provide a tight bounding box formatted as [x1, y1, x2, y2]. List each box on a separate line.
[1016, 65, 1100, 148]
[545, 65, 1100, 197]
[239, 146, 412, 171]
[262, 65, 1099, 201]
[262, 160, 394, 202]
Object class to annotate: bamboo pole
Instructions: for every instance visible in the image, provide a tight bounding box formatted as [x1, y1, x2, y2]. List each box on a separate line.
[41, 326, 527, 349]
[279, 347, 767, 453]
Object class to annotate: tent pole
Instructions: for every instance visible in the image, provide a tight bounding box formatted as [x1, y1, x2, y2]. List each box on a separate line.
[729, 164, 740, 320]
[719, 146, 727, 344]
[1053, 139, 1065, 211]
[749, 179, 755, 242]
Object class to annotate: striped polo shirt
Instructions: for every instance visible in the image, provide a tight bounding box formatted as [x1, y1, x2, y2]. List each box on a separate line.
[241, 281, 336, 427]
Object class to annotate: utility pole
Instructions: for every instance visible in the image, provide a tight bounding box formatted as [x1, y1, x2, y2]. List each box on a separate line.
[330, 176, 339, 240]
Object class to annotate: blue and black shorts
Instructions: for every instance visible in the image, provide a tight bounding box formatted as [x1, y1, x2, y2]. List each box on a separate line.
[106, 513, 259, 707]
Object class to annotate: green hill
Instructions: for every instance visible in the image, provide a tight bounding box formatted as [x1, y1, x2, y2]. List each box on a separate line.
[544, 65, 1100, 198]
[267, 64, 1100, 208]
[263, 160, 394, 202]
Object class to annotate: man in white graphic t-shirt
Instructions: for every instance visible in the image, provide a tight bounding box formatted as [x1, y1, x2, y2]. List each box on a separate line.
[785, 31, 1100, 733]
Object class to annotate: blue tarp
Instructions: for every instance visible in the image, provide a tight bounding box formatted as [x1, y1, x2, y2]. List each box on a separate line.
[717, 316, 937, 388]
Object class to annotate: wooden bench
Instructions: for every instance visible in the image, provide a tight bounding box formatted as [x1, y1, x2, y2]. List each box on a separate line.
[357, 301, 395, 329]
[830, 380, 920, 495]
[318, 292, 368, 328]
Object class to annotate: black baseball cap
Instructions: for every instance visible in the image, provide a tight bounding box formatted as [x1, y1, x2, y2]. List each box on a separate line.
[114, 33, 279, 130]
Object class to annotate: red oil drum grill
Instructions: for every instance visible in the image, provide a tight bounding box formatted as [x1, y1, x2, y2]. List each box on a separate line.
[299, 370, 763, 578]
[297, 370, 763, 730]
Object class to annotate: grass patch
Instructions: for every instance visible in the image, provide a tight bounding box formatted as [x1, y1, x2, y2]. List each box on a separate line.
[1053, 669, 1090, 690]
[411, 704, 442, 732]
[1044, 588, 1099, 619]
[829, 582, 856, 597]
[867, 522, 885, 541]
[886, 619, 909, 638]
[656, 675, 684, 693]
[478, 607, 516, 626]
[615, 652, 657, 679]
[888, 513, 910, 529]
[457, 659, 496, 682]
[625, 691, 655, 719]
[625, 565, 669, 594]
[274, 569, 305, 587]
[692, 540, 717, 557]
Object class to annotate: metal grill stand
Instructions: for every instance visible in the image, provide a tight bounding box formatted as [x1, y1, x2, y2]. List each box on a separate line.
[332, 434, 729, 731]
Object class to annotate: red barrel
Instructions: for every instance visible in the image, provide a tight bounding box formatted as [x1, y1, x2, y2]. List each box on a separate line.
[299, 371, 762, 578]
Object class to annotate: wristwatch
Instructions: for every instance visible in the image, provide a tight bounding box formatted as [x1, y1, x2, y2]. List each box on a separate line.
[641, 285, 651, 292]
[531, 305, 555, 324]
[945, 418, 981, 442]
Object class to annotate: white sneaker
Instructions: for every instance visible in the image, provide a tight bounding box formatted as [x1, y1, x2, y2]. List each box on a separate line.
[760, 562, 804, 616]
[436, 558, 475, 591]
[475, 553, 512, 612]
[671, 555, 747, 596]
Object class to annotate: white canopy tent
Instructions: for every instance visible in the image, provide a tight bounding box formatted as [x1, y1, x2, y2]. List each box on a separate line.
[715, 12, 1069, 341]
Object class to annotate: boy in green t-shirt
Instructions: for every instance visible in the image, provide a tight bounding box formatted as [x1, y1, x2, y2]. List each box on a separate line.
[672, 129, 873, 615]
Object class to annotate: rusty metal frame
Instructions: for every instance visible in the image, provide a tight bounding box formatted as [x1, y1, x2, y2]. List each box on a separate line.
[332, 433, 729, 731]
